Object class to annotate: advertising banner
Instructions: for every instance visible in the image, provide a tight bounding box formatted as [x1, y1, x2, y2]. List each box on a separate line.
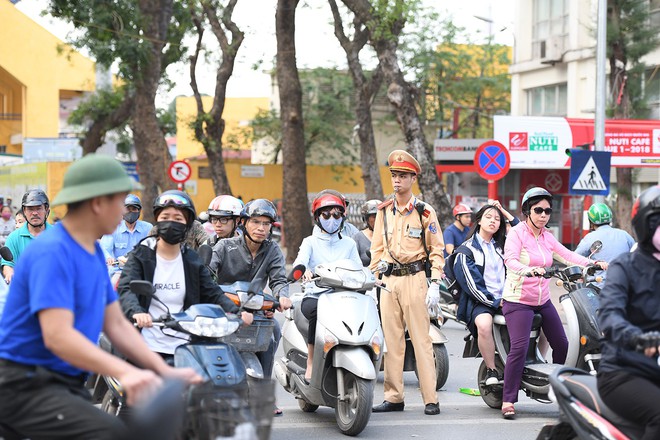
[494, 116, 660, 168]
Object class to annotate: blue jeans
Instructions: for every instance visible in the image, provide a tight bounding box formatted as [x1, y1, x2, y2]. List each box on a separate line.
[501, 299, 568, 403]
[257, 318, 281, 379]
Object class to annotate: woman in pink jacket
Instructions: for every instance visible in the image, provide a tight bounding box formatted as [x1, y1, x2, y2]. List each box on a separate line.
[500, 187, 607, 419]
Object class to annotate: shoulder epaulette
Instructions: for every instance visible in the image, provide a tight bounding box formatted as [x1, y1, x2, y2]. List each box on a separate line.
[378, 199, 394, 210]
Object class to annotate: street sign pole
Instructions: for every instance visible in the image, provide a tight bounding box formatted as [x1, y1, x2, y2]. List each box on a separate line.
[488, 180, 498, 201]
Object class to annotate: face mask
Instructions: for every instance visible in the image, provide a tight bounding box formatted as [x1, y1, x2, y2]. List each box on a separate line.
[320, 217, 342, 234]
[1, 213, 11, 220]
[156, 221, 188, 245]
[123, 211, 139, 224]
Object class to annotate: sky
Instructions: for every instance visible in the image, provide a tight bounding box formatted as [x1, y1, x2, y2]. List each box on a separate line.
[15, 0, 515, 104]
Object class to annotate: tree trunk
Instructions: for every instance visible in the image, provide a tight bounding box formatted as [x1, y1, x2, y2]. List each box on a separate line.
[81, 94, 134, 155]
[188, 0, 242, 196]
[132, 0, 175, 223]
[276, 0, 312, 263]
[328, 0, 383, 201]
[374, 38, 452, 225]
[340, 0, 452, 226]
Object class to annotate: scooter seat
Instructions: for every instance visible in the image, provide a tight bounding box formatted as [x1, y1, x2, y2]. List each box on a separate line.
[563, 375, 639, 432]
[293, 306, 310, 342]
[492, 313, 543, 330]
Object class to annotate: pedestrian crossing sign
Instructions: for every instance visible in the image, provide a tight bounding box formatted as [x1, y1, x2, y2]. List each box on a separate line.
[568, 150, 611, 195]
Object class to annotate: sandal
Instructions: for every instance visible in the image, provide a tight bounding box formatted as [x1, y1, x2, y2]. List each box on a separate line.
[502, 404, 515, 419]
[273, 405, 283, 417]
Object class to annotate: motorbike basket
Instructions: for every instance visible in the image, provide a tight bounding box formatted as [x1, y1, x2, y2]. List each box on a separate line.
[220, 316, 275, 352]
[187, 380, 275, 440]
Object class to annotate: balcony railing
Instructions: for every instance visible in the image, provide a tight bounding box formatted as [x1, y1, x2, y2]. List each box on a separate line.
[0, 113, 21, 121]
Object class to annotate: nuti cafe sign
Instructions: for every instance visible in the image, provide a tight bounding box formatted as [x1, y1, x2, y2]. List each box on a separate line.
[493, 116, 660, 168]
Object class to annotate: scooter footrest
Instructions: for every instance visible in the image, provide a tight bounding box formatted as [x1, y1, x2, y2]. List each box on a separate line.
[286, 362, 305, 376]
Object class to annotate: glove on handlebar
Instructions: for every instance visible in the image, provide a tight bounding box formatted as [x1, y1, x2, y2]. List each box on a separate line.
[635, 331, 660, 352]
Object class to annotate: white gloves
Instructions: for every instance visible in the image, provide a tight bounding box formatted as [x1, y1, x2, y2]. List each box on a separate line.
[426, 282, 440, 316]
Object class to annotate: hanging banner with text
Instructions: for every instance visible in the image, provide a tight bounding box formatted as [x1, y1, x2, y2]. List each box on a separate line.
[493, 116, 660, 168]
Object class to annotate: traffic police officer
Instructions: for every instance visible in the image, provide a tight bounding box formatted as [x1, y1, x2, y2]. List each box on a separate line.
[370, 150, 445, 415]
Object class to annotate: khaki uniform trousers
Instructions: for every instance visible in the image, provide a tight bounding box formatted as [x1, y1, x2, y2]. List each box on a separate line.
[381, 270, 437, 405]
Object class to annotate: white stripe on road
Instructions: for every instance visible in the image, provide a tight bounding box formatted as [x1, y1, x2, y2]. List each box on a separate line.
[273, 417, 553, 429]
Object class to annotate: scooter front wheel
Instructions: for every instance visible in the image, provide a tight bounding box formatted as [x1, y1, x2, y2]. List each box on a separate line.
[477, 358, 504, 409]
[335, 371, 373, 436]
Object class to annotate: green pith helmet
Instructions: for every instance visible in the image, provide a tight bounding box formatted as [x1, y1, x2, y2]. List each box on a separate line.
[587, 203, 612, 226]
[52, 154, 139, 206]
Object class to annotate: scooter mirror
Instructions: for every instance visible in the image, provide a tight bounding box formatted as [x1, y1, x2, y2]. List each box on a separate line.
[0, 246, 13, 262]
[288, 264, 306, 282]
[130, 280, 156, 298]
[589, 240, 602, 257]
[197, 244, 213, 267]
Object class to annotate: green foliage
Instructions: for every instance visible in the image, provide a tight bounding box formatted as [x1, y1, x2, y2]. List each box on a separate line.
[68, 87, 129, 126]
[400, 10, 511, 138]
[369, 0, 420, 40]
[250, 68, 357, 164]
[48, 0, 192, 83]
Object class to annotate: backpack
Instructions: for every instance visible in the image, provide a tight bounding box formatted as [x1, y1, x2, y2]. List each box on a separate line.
[442, 246, 473, 302]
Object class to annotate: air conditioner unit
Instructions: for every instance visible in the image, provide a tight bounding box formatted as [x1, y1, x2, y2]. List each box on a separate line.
[540, 36, 564, 65]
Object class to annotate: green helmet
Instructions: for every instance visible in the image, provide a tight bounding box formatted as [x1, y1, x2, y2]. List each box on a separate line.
[52, 154, 139, 206]
[587, 203, 612, 226]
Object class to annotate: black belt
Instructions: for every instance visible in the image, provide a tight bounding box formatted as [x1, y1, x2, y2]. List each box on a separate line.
[388, 259, 426, 277]
[0, 358, 87, 385]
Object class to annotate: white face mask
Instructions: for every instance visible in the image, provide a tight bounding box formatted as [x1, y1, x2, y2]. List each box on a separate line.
[320, 217, 342, 234]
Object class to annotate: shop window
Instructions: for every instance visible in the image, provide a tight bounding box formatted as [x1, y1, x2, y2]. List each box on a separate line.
[526, 83, 567, 116]
[651, 0, 660, 28]
[646, 66, 660, 119]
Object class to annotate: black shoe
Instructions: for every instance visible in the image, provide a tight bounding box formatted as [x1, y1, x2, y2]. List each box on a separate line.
[372, 401, 405, 412]
[485, 368, 500, 386]
[424, 403, 440, 415]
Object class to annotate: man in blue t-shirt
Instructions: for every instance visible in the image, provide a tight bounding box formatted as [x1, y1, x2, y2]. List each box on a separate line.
[0, 154, 200, 440]
[443, 203, 472, 257]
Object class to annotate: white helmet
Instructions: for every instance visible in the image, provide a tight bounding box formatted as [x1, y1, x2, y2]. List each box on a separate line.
[207, 195, 243, 217]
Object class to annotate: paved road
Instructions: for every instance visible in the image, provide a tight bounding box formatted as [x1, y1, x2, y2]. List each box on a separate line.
[269, 288, 566, 440]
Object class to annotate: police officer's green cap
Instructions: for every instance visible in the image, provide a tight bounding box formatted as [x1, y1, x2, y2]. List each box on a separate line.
[52, 154, 140, 206]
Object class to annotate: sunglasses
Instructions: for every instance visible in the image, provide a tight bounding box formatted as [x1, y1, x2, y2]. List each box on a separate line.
[155, 194, 189, 207]
[533, 207, 553, 215]
[319, 210, 344, 220]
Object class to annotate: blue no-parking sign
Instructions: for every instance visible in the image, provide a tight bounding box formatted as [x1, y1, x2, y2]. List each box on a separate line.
[474, 141, 510, 181]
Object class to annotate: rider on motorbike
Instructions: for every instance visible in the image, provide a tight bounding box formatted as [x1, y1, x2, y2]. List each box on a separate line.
[119, 190, 253, 360]
[208, 198, 292, 415]
[597, 186, 660, 440]
[205, 195, 243, 247]
[293, 190, 362, 381]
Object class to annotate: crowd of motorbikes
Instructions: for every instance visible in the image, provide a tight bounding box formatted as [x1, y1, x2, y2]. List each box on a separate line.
[55, 231, 652, 440]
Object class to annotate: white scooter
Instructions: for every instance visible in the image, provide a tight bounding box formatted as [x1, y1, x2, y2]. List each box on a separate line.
[274, 260, 384, 436]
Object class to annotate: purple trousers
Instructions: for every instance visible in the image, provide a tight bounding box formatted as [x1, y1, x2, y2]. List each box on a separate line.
[501, 299, 568, 403]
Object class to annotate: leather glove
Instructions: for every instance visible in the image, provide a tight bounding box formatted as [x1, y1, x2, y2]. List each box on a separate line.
[426, 281, 440, 310]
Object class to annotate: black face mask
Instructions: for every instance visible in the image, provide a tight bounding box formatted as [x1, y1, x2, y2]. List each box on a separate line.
[156, 221, 188, 245]
[123, 211, 140, 224]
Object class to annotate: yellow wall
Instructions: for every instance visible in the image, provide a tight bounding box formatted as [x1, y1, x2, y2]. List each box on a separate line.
[176, 96, 270, 160]
[183, 159, 418, 212]
[0, 2, 96, 152]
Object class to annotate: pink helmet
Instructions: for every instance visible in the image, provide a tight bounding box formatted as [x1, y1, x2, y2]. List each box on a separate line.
[207, 195, 243, 217]
[452, 203, 472, 218]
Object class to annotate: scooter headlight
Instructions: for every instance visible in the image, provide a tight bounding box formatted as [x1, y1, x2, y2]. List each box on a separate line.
[335, 268, 367, 289]
[179, 316, 240, 338]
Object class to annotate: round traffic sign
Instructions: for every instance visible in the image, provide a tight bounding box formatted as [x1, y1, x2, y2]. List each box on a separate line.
[474, 141, 510, 181]
[168, 160, 192, 183]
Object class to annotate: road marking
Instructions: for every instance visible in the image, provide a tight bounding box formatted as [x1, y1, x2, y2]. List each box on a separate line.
[273, 417, 554, 428]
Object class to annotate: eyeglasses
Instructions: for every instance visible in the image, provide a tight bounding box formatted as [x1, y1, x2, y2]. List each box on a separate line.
[533, 207, 553, 215]
[210, 216, 233, 225]
[155, 194, 189, 207]
[249, 219, 272, 228]
[319, 210, 344, 220]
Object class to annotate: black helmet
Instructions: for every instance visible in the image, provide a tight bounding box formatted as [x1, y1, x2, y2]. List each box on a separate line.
[632, 185, 660, 252]
[22, 189, 49, 209]
[153, 190, 196, 228]
[521, 187, 553, 215]
[240, 199, 277, 222]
